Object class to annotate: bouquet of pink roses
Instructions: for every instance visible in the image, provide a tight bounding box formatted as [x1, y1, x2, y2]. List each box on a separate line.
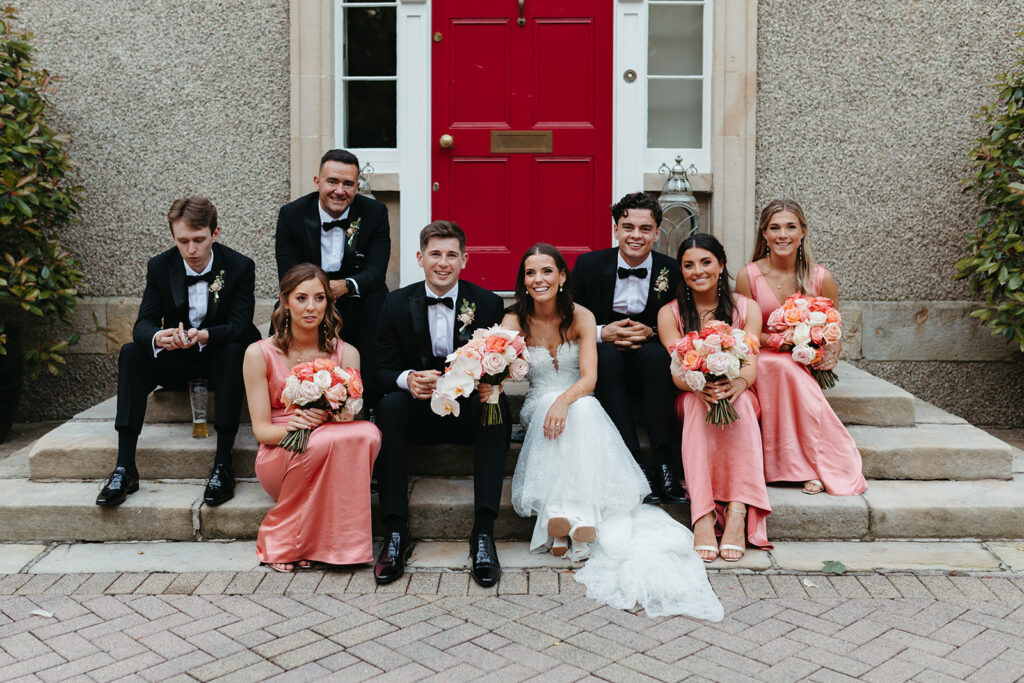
[430, 325, 531, 425]
[669, 320, 759, 428]
[278, 358, 363, 452]
[766, 294, 842, 389]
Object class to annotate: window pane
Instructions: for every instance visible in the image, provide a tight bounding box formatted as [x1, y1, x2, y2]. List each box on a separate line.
[345, 81, 396, 147]
[648, 4, 703, 76]
[647, 79, 701, 148]
[345, 6, 396, 77]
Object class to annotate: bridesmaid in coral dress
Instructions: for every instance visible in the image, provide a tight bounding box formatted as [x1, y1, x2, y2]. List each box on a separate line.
[658, 234, 771, 563]
[243, 263, 381, 572]
[735, 199, 866, 497]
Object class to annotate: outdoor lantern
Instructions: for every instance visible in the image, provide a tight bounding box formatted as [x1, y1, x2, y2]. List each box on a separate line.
[358, 163, 375, 198]
[655, 155, 700, 258]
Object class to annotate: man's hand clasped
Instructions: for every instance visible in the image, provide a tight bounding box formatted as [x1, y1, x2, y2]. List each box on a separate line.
[155, 323, 209, 351]
[601, 318, 653, 349]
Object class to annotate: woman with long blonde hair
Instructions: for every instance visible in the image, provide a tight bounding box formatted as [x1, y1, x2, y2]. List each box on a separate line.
[735, 200, 865, 497]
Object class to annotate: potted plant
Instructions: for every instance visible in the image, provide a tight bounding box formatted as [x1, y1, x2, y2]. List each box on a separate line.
[0, 8, 87, 441]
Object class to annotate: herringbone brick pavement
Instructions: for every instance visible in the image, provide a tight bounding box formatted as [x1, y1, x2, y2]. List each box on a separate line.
[1, 569, 1023, 682]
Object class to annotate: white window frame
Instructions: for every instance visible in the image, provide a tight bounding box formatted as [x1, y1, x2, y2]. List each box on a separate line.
[614, 0, 712, 201]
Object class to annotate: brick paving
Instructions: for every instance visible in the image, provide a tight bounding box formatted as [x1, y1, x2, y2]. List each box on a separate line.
[0, 569, 1022, 681]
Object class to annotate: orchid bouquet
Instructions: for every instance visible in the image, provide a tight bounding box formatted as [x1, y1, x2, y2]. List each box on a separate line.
[766, 294, 842, 389]
[278, 358, 363, 452]
[669, 320, 759, 428]
[430, 325, 531, 425]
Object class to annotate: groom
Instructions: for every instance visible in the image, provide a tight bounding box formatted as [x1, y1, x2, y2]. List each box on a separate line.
[571, 191, 686, 504]
[373, 220, 510, 587]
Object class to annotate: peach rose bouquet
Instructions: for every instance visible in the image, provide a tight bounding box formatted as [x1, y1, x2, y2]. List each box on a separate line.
[766, 294, 843, 389]
[431, 325, 531, 425]
[669, 320, 759, 428]
[279, 358, 364, 452]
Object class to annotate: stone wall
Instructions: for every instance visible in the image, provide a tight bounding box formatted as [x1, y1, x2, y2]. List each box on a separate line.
[756, 0, 1024, 425]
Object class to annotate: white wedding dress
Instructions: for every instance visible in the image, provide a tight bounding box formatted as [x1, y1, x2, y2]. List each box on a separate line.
[511, 342, 723, 620]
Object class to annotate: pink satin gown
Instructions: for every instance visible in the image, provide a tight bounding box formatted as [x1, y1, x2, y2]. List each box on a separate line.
[670, 298, 771, 549]
[744, 262, 866, 496]
[254, 339, 382, 565]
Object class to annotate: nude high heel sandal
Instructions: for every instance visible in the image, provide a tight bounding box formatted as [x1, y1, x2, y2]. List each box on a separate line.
[719, 503, 747, 562]
[693, 511, 719, 563]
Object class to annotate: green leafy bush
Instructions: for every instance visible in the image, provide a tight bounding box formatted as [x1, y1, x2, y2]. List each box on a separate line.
[957, 29, 1024, 352]
[0, 7, 87, 377]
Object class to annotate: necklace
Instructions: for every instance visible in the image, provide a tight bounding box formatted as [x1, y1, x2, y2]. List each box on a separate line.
[765, 255, 794, 290]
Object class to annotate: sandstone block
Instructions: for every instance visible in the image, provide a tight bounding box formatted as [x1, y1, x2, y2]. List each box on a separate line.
[863, 478, 1024, 538]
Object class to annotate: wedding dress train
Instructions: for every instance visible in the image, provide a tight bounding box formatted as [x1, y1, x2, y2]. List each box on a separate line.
[511, 342, 723, 620]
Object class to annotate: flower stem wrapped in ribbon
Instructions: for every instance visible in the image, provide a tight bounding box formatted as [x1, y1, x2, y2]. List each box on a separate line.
[669, 320, 759, 429]
[430, 325, 531, 425]
[278, 358, 364, 452]
[765, 294, 843, 389]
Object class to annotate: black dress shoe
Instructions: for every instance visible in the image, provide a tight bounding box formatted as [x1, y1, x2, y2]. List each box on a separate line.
[95, 466, 139, 507]
[374, 530, 412, 585]
[469, 532, 501, 588]
[642, 468, 662, 505]
[203, 464, 235, 506]
[657, 464, 688, 504]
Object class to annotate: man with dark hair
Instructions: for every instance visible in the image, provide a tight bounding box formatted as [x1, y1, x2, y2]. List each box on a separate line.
[96, 197, 261, 508]
[274, 149, 391, 405]
[372, 220, 509, 588]
[570, 192, 686, 504]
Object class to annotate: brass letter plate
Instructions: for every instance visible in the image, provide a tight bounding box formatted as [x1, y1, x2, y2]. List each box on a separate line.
[490, 130, 553, 154]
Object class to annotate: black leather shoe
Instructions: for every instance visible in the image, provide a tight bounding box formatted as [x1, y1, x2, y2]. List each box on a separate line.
[203, 464, 235, 506]
[469, 532, 501, 588]
[657, 464, 688, 504]
[374, 531, 412, 585]
[642, 468, 662, 505]
[96, 467, 139, 507]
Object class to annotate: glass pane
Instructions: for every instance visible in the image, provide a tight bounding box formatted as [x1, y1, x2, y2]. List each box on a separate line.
[647, 78, 702, 148]
[345, 6, 396, 77]
[345, 81, 397, 148]
[648, 4, 703, 76]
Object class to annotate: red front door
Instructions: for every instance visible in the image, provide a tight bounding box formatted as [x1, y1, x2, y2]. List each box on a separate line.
[431, 0, 613, 290]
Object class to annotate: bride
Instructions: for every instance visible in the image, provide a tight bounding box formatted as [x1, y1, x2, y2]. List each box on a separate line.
[487, 243, 722, 620]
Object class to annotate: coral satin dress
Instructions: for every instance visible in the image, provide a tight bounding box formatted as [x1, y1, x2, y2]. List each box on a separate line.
[254, 339, 382, 565]
[670, 298, 771, 549]
[744, 262, 866, 496]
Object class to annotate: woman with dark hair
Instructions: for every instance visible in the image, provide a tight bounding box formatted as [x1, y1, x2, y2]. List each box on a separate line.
[242, 263, 381, 572]
[735, 200, 865, 497]
[658, 234, 771, 562]
[494, 244, 722, 620]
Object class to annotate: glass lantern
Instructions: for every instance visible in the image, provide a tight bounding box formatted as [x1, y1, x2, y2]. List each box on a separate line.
[358, 162, 375, 199]
[655, 156, 700, 259]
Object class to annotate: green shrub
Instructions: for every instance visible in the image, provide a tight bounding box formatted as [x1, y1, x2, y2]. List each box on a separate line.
[0, 7, 88, 377]
[957, 29, 1024, 352]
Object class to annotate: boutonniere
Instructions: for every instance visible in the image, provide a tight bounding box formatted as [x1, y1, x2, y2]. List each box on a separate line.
[457, 299, 476, 333]
[209, 269, 225, 303]
[345, 217, 362, 248]
[654, 267, 670, 298]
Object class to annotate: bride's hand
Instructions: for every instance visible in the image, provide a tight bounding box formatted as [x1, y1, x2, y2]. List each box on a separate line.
[543, 399, 569, 440]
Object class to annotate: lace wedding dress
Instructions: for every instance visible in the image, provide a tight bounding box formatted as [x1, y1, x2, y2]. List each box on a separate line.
[511, 342, 723, 620]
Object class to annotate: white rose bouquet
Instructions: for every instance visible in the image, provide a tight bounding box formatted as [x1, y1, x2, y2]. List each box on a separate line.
[278, 358, 364, 452]
[765, 294, 843, 389]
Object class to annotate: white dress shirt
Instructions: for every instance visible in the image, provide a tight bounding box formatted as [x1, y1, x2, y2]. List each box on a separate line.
[152, 256, 213, 357]
[597, 252, 653, 343]
[318, 203, 349, 272]
[398, 282, 459, 392]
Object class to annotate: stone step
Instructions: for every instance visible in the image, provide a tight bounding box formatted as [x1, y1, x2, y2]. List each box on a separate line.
[71, 361, 913, 428]
[2, 475, 1022, 543]
[30, 416, 1010, 481]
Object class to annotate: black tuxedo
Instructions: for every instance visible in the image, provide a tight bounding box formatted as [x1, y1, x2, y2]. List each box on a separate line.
[116, 243, 261, 467]
[275, 191, 390, 402]
[570, 248, 680, 475]
[374, 279, 510, 532]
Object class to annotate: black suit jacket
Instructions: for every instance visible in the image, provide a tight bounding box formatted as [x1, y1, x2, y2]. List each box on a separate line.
[570, 247, 680, 330]
[132, 242, 261, 351]
[375, 279, 504, 393]
[274, 191, 391, 295]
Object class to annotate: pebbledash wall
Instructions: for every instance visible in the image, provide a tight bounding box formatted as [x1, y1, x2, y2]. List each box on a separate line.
[10, 0, 1024, 426]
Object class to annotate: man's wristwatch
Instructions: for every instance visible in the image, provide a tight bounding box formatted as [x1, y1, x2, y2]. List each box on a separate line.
[344, 278, 356, 296]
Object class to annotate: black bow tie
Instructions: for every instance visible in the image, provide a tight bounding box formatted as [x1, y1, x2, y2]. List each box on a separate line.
[185, 272, 216, 286]
[322, 218, 350, 231]
[426, 296, 454, 309]
[617, 267, 648, 279]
